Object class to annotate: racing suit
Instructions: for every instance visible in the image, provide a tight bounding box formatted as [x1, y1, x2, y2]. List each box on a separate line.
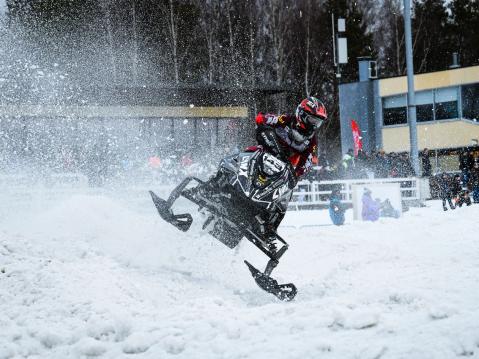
[254, 112, 318, 235]
[255, 112, 317, 180]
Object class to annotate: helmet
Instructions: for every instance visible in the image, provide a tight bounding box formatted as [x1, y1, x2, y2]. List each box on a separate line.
[295, 97, 328, 134]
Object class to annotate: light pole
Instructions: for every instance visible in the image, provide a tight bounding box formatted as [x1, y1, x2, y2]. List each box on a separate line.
[403, 0, 420, 176]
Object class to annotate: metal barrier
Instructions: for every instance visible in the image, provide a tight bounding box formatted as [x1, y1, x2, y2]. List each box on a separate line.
[290, 177, 429, 210]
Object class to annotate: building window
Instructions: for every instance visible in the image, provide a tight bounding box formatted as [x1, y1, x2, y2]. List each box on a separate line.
[462, 83, 479, 121]
[382, 86, 460, 126]
[383, 95, 407, 126]
[435, 87, 458, 120]
[384, 107, 407, 126]
[417, 104, 434, 122]
[435, 101, 458, 120]
[416, 90, 434, 122]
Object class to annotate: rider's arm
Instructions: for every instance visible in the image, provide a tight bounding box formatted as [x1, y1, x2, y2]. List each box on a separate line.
[294, 138, 317, 178]
[255, 113, 289, 160]
[255, 113, 289, 128]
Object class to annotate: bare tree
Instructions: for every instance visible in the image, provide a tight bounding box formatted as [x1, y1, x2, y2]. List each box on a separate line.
[302, 0, 312, 96]
[222, 0, 245, 83]
[372, 0, 405, 76]
[100, 0, 118, 83]
[247, 3, 257, 86]
[225, 0, 235, 51]
[131, 0, 139, 85]
[394, 13, 404, 75]
[264, 0, 293, 86]
[166, 0, 180, 84]
[197, 0, 219, 84]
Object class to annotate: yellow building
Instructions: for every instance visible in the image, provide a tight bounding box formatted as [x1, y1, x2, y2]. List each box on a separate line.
[339, 59, 479, 172]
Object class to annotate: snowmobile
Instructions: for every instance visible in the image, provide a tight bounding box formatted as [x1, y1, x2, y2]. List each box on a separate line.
[149, 146, 298, 301]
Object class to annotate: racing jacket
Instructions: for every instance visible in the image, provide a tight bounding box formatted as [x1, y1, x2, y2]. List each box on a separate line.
[255, 112, 317, 179]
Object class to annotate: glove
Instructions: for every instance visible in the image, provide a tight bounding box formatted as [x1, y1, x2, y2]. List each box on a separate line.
[257, 128, 287, 160]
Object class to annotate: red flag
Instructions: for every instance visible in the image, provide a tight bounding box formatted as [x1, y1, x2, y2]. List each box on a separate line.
[351, 120, 363, 156]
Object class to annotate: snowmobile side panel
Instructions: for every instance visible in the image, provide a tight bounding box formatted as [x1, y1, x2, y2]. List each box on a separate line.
[181, 188, 287, 257]
[181, 186, 289, 259]
[149, 191, 193, 232]
[180, 189, 243, 248]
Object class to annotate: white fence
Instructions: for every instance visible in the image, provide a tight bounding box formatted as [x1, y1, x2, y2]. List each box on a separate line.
[0, 173, 430, 214]
[0, 173, 89, 190]
[0, 173, 178, 217]
[0, 173, 91, 209]
[290, 177, 430, 210]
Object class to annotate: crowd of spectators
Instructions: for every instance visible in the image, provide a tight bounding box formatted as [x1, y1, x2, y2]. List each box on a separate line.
[310, 148, 416, 181]
[419, 149, 479, 206]
[435, 173, 473, 210]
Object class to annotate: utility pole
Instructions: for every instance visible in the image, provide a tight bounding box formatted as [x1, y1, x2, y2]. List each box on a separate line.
[331, 14, 347, 156]
[403, 0, 419, 176]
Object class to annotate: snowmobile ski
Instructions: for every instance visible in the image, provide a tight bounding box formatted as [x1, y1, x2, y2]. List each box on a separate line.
[149, 190, 192, 232]
[244, 260, 297, 301]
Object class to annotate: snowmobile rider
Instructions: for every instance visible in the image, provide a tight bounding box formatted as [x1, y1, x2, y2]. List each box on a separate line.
[255, 96, 327, 183]
[254, 96, 328, 237]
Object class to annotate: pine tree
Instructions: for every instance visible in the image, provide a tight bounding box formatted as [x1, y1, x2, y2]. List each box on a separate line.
[324, 0, 375, 83]
[448, 0, 479, 67]
[373, 0, 405, 77]
[412, 0, 451, 73]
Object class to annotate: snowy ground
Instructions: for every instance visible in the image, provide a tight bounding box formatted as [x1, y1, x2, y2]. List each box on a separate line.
[2, 188, 479, 359]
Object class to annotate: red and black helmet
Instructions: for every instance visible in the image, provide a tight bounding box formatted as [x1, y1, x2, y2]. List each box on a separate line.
[295, 96, 328, 133]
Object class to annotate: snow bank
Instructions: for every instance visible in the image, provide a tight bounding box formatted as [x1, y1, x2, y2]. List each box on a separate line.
[2, 189, 479, 358]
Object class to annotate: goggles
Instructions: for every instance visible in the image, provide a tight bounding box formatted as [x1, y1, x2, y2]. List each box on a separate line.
[303, 113, 325, 130]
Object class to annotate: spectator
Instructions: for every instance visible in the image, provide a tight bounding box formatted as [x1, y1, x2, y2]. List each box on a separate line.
[438, 173, 455, 211]
[367, 150, 379, 178]
[181, 153, 193, 167]
[361, 188, 380, 221]
[148, 155, 161, 169]
[356, 149, 369, 178]
[451, 174, 471, 207]
[451, 174, 462, 196]
[469, 161, 479, 203]
[456, 189, 472, 207]
[307, 150, 333, 181]
[341, 149, 355, 178]
[329, 189, 346, 225]
[332, 148, 458, 181]
[459, 149, 473, 186]
[375, 150, 389, 178]
[421, 148, 432, 177]
[379, 199, 400, 218]
[388, 152, 400, 177]
[398, 152, 415, 177]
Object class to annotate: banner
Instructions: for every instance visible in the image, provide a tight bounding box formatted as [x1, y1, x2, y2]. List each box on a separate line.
[351, 120, 363, 156]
